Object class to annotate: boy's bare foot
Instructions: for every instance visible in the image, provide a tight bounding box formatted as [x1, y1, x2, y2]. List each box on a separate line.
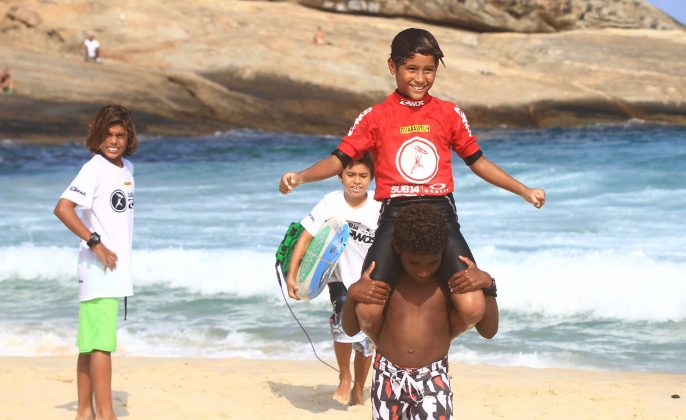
[332, 376, 352, 404]
[75, 412, 94, 420]
[350, 386, 365, 405]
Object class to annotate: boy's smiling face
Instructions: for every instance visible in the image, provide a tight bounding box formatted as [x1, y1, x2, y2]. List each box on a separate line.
[99, 123, 127, 166]
[388, 53, 437, 101]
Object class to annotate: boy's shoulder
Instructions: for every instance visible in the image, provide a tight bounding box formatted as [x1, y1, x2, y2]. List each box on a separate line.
[429, 95, 460, 110]
[122, 157, 134, 172]
[322, 189, 344, 201]
[320, 190, 380, 212]
[312, 190, 345, 211]
[80, 153, 105, 170]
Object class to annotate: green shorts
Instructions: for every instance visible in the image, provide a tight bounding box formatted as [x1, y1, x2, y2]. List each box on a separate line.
[77, 298, 119, 354]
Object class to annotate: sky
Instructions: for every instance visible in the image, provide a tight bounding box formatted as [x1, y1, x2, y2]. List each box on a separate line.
[646, 0, 686, 25]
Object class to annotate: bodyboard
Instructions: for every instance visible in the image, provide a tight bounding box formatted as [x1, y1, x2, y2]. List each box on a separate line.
[296, 216, 349, 300]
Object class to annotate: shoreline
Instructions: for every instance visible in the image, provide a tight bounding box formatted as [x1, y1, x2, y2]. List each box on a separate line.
[1, 356, 683, 419]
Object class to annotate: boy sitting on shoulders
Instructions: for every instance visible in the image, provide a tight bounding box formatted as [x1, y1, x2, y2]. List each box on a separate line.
[342, 203, 498, 419]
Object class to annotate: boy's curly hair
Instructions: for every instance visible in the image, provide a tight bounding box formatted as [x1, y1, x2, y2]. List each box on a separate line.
[392, 203, 448, 255]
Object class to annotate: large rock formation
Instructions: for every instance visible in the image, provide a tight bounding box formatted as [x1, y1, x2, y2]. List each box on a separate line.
[297, 0, 683, 32]
[0, 0, 684, 142]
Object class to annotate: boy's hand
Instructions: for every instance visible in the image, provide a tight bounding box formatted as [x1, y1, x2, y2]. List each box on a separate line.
[92, 243, 118, 272]
[524, 188, 546, 208]
[279, 172, 303, 195]
[286, 275, 301, 300]
[347, 262, 390, 305]
[449, 256, 491, 294]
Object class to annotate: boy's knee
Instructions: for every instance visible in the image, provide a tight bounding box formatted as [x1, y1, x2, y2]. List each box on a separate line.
[355, 302, 384, 336]
[355, 302, 383, 322]
[452, 292, 486, 325]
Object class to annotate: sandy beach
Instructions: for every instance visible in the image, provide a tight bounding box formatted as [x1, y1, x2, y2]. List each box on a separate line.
[0, 356, 683, 419]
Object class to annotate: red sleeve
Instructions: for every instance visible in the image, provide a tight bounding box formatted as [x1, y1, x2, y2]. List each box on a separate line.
[449, 103, 480, 159]
[337, 106, 374, 160]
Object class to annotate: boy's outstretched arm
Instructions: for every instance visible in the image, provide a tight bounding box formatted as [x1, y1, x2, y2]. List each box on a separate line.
[279, 155, 343, 195]
[469, 156, 546, 208]
[54, 198, 118, 271]
[342, 262, 390, 341]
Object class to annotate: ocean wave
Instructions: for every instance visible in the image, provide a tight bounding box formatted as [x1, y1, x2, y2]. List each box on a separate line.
[476, 246, 686, 322]
[1, 245, 684, 322]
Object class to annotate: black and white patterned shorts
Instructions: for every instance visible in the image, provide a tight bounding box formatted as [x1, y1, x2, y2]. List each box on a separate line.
[371, 353, 453, 420]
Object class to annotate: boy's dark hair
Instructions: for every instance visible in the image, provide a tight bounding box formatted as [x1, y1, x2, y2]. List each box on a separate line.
[393, 203, 448, 255]
[390, 28, 445, 68]
[343, 151, 375, 180]
[86, 104, 138, 156]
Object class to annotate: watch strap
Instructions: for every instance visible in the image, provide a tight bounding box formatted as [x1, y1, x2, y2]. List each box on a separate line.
[483, 277, 497, 297]
[86, 232, 101, 248]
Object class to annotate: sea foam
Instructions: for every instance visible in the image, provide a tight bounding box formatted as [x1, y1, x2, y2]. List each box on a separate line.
[2, 244, 684, 322]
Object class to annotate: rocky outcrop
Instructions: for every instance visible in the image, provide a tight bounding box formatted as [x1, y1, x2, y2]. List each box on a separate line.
[297, 0, 683, 32]
[0, 0, 684, 142]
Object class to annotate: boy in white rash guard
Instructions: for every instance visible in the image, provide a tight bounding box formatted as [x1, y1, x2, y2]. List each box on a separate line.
[54, 104, 138, 420]
[286, 152, 381, 405]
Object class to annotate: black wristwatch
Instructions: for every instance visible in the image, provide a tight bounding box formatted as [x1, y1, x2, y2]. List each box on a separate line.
[86, 232, 101, 248]
[483, 277, 497, 297]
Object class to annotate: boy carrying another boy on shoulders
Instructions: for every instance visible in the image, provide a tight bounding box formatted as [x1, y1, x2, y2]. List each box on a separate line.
[342, 203, 498, 419]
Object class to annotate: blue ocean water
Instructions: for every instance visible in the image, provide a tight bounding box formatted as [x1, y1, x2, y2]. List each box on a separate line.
[1, 124, 684, 373]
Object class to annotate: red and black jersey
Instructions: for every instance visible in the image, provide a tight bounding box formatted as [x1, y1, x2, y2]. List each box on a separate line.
[337, 91, 482, 200]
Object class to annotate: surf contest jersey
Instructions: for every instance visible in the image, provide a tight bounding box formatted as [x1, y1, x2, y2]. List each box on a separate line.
[337, 91, 483, 200]
[60, 154, 135, 302]
[300, 190, 381, 289]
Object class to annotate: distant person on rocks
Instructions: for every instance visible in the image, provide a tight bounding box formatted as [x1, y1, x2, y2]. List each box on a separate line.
[313, 26, 327, 45]
[84, 34, 102, 64]
[1, 68, 14, 95]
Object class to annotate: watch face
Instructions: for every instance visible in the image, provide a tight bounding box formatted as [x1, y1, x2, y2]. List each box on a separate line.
[88, 233, 101, 246]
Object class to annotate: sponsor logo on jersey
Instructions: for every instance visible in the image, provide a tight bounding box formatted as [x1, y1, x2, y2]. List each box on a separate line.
[110, 190, 127, 212]
[399, 99, 424, 107]
[399, 124, 430, 135]
[347, 107, 373, 137]
[390, 185, 421, 196]
[69, 185, 86, 196]
[350, 230, 374, 244]
[453, 105, 473, 137]
[348, 222, 375, 244]
[124, 181, 132, 186]
[390, 183, 450, 197]
[425, 182, 450, 195]
[395, 136, 439, 184]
